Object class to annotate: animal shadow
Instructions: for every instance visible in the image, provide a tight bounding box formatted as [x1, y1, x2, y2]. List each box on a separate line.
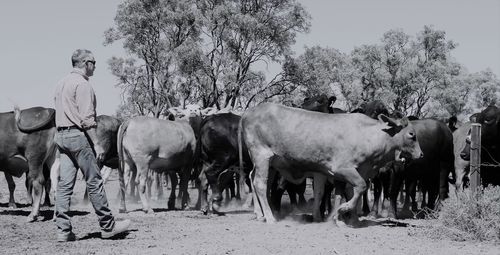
[0, 202, 31, 208]
[0, 209, 88, 222]
[353, 218, 415, 228]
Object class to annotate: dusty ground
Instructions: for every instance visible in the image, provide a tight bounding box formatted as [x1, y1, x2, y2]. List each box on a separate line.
[0, 172, 498, 255]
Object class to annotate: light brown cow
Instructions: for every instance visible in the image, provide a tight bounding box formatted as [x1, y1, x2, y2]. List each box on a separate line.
[240, 103, 423, 225]
[117, 116, 196, 213]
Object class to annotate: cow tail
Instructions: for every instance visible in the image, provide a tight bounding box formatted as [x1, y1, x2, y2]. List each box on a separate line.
[117, 120, 129, 212]
[237, 116, 246, 194]
[13, 104, 21, 125]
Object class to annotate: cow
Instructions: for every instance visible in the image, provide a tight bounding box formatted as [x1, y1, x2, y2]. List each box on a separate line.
[117, 116, 196, 213]
[301, 94, 337, 113]
[453, 123, 471, 191]
[197, 113, 253, 215]
[302, 98, 392, 217]
[0, 106, 58, 222]
[460, 105, 500, 187]
[240, 103, 423, 225]
[384, 119, 455, 218]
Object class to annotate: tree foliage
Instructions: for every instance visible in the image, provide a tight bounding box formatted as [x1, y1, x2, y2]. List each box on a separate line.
[105, 0, 310, 117]
[105, 1, 499, 119]
[285, 25, 499, 118]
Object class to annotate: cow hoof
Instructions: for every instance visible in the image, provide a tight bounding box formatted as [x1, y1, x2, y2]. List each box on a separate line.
[212, 209, 225, 216]
[143, 208, 154, 214]
[367, 211, 378, 219]
[201, 208, 208, 215]
[337, 203, 351, 214]
[118, 208, 127, 214]
[264, 216, 277, 224]
[26, 215, 39, 223]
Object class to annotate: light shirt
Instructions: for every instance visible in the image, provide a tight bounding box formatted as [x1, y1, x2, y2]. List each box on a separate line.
[54, 68, 97, 129]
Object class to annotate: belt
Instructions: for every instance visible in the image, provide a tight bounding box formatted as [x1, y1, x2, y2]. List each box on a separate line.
[57, 125, 79, 131]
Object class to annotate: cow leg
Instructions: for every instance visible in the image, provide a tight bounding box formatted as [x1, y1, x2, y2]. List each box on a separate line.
[25, 172, 33, 205]
[198, 167, 209, 214]
[361, 189, 370, 216]
[235, 172, 241, 200]
[370, 176, 381, 218]
[26, 164, 45, 222]
[322, 181, 334, 219]
[135, 159, 153, 213]
[168, 171, 178, 210]
[389, 170, 404, 219]
[198, 162, 215, 214]
[332, 168, 366, 226]
[146, 170, 154, 200]
[129, 168, 138, 201]
[42, 163, 53, 207]
[138, 171, 153, 214]
[312, 174, 326, 222]
[251, 150, 276, 223]
[178, 169, 190, 210]
[269, 169, 284, 213]
[249, 169, 264, 219]
[154, 172, 164, 200]
[4, 173, 17, 208]
[296, 180, 307, 209]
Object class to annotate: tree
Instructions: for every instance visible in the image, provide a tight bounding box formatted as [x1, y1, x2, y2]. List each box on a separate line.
[195, 0, 310, 109]
[105, 0, 200, 117]
[280, 46, 354, 108]
[105, 0, 310, 116]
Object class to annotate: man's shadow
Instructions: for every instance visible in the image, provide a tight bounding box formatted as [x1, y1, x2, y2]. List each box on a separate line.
[78, 229, 137, 240]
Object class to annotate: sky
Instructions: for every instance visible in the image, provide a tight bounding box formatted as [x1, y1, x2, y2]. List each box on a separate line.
[1, 0, 499, 115]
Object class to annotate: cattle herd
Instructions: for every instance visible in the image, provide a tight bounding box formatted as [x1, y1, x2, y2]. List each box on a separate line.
[1, 96, 499, 228]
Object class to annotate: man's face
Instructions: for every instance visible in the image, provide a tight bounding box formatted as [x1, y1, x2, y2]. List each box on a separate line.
[83, 54, 96, 77]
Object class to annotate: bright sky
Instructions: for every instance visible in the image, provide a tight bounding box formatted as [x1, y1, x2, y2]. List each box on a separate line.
[1, 0, 499, 115]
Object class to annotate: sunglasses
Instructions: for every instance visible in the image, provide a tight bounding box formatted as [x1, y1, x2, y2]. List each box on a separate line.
[85, 60, 96, 65]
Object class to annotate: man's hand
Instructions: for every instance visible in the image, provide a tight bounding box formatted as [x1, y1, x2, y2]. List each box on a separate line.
[85, 127, 105, 164]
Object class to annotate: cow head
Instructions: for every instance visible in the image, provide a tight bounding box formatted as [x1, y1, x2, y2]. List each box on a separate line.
[301, 94, 336, 113]
[168, 104, 202, 120]
[474, 105, 500, 148]
[378, 114, 423, 160]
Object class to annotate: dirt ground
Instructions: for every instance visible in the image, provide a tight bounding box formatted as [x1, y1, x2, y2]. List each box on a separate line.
[0, 172, 498, 255]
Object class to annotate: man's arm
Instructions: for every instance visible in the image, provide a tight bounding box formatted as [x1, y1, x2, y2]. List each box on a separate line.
[76, 83, 105, 164]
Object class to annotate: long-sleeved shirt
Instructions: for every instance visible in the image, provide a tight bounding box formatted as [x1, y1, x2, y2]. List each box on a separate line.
[54, 68, 97, 129]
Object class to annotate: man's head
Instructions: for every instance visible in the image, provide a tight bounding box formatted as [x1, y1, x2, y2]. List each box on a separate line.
[71, 49, 96, 77]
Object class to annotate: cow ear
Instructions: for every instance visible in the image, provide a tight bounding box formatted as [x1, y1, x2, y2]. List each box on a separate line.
[378, 114, 397, 127]
[378, 114, 403, 137]
[400, 117, 409, 127]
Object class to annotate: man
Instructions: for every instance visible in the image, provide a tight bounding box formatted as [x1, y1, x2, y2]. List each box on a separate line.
[53, 49, 130, 242]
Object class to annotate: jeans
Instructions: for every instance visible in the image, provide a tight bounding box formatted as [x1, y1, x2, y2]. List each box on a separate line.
[54, 128, 114, 234]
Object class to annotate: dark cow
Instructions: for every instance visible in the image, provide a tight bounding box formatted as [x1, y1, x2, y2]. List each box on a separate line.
[117, 116, 196, 213]
[460, 105, 500, 186]
[0, 106, 57, 222]
[79, 115, 122, 203]
[197, 113, 252, 215]
[241, 103, 423, 224]
[301, 94, 337, 113]
[385, 119, 454, 218]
